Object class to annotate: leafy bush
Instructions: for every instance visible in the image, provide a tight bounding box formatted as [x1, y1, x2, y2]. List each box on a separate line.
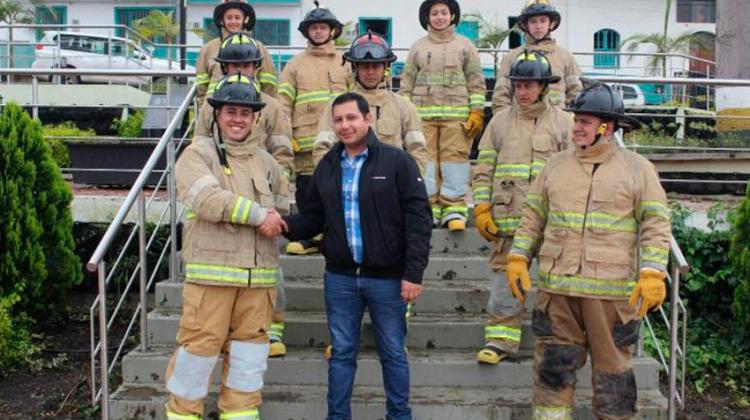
[730, 182, 750, 339]
[111, 110, 144, 138]
[42, 122, 96, 168]
[647, 201, 750, 397]
[0, 103, 82, 318]
[0, 291, 40, 374]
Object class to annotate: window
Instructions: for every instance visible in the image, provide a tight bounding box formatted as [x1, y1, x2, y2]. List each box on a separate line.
[507, 16, 525, 49]
[255, 19, 291, 46]
[677, 0, 716, 23]
[594, 29, 620, 69]
[620, 85, 638, 100]
[35, 6, 66, 40]
[457, 20, 479, 43]
[359, 18, 392, 45]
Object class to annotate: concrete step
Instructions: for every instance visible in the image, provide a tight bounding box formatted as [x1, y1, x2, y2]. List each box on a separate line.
[149, 311, 535, 350]
[109, 383, 668, 420]
[278, 254, 492, 281]
[122, 347, 661, 390]
[280, 228, 492, 256]
[156, 278, 535, 314]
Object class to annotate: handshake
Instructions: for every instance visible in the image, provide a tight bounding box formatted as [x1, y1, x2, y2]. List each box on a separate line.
[259, 208, 288, 238]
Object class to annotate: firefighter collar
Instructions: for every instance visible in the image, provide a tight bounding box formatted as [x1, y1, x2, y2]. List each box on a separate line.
[212, 123, 258, 158]
[515, 97, 548, 120]
[575, 136, 616, 164]
[427, 25, 456, 43]
[356, 82, 389, 106]
[524, 35, 556, 49]
[308, 40, 337, 56]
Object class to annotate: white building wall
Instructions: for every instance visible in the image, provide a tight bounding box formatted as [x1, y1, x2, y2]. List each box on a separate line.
[7, 0, 716, 77]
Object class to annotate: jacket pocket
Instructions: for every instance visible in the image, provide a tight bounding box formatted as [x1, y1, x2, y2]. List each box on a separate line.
[491, 184, 514, 217]
[585, 247, 634, 281]
[537, 241, 563, 274]
[292, 108, 322, 129]
[253, 176, 275, 207]
[377, 117, 399, 138]
[531, 133, 555, 153]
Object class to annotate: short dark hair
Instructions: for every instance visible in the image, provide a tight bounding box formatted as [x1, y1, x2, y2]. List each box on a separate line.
[332, 92, 370, 115]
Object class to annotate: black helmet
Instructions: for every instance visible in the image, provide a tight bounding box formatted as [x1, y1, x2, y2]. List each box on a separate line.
[216, 32, 263, 70]
[419, 0, 461, 30]
[207, 73, 265, 112]
[298, 1, 344, 42]
[506, 49, 561, 83]
[343, 31, 397, 64]
[213, 0, 256, 32]
[566, 83, 641, 131]
[518, 0, 561, 34]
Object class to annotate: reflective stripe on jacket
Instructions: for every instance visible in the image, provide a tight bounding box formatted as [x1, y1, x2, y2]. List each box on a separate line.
[510, 139, 671, 299]
[176, 135, 288, 287]
[399, 25, 485, 122]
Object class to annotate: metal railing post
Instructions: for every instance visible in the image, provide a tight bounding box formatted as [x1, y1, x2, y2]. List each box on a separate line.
[168, 129, 178, 283]
[166, 76, 173, 128]
[97, 262, 110, 420]
[138, 191, 149, 352]
[669, 262, 682, 419]
[31, 76, 39, 120]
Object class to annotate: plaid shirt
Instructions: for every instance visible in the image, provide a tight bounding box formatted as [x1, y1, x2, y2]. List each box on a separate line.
[340, 148, 369, 265]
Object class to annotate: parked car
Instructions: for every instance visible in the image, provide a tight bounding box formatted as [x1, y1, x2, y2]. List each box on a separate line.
[32, 31, 193, 84]
[609, 83, 646, 107]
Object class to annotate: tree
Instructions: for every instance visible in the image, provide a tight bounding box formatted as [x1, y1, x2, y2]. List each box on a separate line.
[620, 0, 712, 78]
[133, 10, 179, 68]
[334, 20, 356, 47]
[621, 31, 712, 77]
[730, 182, 750, 340]
[0, 103, 82, 318]
[463, 12, 517, 79]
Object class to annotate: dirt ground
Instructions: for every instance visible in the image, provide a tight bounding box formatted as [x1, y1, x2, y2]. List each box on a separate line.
[2, 292, 750, 419]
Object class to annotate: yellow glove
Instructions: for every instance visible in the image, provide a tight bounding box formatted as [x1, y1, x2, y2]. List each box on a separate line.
[506, 254, 531, 302]
[474, 203, 499, 242]
[628, 268, 667, 318]
[462, 109, 485, 139]
[291, 138, 301, 153]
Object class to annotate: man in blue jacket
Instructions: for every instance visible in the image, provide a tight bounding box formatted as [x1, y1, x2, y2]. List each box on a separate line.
[276, 92, 432, 420]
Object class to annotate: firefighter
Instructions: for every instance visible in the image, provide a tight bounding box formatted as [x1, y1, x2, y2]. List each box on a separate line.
[194, 32, 294, 358]
[400, 0, 486, 231]
[314, 31, 428, 174]
[278, 1, 352, 255]
[492, 0, 582, 113]
[472, 50, 573, 365]
[195, 0, 278, 105]
[507, 83, 671, 419]
[165, 74, 289, 420]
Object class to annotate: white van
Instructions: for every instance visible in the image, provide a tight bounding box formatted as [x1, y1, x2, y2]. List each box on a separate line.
[32, 31, 193, 84]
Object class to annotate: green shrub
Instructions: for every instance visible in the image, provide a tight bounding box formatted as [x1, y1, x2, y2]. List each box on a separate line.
[111, 110, 144, 138]
[0, 103, 82, 318]
[0, 291, 40, 374]
[730, 182, 750, 339]
[42, 122, 97, 167]
[649, 202, 750, 396]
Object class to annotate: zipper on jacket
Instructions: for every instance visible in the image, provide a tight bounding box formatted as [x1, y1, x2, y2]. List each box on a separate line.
[427, 52, 432, 65]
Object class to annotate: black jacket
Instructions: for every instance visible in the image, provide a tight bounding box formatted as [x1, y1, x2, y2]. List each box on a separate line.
[284, 129, 432, 284]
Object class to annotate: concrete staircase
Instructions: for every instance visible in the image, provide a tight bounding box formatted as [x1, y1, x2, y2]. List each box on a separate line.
[109, 229, 668, 419]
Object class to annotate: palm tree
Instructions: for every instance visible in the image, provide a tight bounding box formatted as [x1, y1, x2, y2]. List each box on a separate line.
[620, 0, 711, 77]
[334, 20, 356, 47]
[462, 12, 517, 79]
[133, 10, 179, 68]
[621, 31, 713, 77]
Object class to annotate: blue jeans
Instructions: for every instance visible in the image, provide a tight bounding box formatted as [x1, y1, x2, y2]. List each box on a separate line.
[324, 271, 411, 420]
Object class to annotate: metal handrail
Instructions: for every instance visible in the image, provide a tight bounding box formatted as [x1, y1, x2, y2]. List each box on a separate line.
[85, 81, 195, 419]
